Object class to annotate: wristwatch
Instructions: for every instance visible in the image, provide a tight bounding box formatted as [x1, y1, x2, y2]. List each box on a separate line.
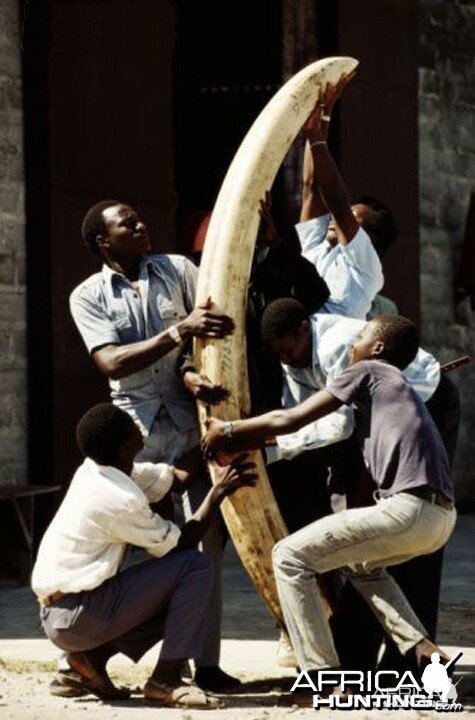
[223, 421, 234, 439]
[168, 325, 182, 345]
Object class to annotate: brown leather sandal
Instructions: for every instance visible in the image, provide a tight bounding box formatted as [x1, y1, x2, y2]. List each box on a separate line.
[50, 671, 88, 698]
[67, 651, 130, 701]
[143, 679, 224, 709]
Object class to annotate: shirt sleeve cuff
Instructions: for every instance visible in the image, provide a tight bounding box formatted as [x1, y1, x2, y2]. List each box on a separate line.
[265, 445, 283, 465]
[339, 227, 381, 270]
[87, 336, 121, 355]
[132, 462, 174, 503]
[153, 522, 181, 557]
[295, 215, 330, 250]
[324, 385, 353, 405]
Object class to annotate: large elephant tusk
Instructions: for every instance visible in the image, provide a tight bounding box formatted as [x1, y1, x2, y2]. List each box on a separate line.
[194, 57, 358, 626]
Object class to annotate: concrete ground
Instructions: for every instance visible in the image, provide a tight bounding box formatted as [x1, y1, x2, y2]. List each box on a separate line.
[0, 515, 474, 719]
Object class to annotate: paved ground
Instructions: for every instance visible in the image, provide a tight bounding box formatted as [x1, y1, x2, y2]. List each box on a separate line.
[0, 515, 474, 719]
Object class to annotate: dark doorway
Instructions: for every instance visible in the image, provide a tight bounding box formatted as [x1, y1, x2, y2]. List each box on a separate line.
[23, 0, 284, 493]
[23, 0, 176, 490]
[173, 0, 283, 250]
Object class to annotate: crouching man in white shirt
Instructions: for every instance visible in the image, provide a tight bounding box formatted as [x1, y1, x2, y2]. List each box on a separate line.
[31, 403, 256, 708]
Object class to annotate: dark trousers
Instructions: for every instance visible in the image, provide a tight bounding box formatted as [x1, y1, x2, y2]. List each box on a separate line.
[269, 452, 331, 534]
[40, 549, 214, 663]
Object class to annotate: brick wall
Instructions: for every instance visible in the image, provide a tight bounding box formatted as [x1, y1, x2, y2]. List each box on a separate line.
[419, 0, 475, 504]
[0, 0, 27, 487]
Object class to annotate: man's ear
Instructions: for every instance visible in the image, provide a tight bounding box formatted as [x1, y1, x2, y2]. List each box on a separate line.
[372, 340, 384, 359]
[96, 234, 109, 250]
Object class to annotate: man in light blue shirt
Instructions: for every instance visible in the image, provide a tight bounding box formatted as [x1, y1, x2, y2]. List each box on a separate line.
[295, 212, 384, 320]
[295, 78, 386, 321]
[70, 199, 239, 692]
[261, 303, 440, 463]
[298, 84, 409, 326]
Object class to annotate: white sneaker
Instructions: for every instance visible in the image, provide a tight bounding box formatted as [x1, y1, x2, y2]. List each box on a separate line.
[276, 631, 298, 668]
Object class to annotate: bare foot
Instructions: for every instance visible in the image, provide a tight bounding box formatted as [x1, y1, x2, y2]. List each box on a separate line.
[414, 637, 450, 670]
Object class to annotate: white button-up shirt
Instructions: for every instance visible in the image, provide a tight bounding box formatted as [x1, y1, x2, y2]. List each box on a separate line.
[266, 314, 441, 463]
[31, 459, 180, 599]
[295, 215, 384, 319]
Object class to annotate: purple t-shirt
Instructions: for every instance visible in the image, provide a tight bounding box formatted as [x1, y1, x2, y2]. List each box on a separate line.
[327, 360, 453, 500]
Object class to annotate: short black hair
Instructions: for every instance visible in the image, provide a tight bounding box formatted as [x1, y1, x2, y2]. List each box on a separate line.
[81, 200, 121, 254]
[261, 298, 308, 345]
[357, 195, 397, 258]
[76, 403, 137, 465]
[371, 314, 419, 370]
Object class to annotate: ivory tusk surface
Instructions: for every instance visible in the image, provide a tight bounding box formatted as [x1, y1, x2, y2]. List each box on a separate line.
[194, 57, 358, 625]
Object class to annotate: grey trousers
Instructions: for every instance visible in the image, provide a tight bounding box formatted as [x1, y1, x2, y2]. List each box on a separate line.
[273, 493, 456, 671]
[41, 550, 214, 663]
[135, 409, 223, 667]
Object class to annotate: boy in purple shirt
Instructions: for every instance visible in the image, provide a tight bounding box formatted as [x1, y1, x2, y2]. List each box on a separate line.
[202, 315, 456, 677]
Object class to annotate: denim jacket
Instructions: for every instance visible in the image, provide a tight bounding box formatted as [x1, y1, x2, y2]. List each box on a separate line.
[70, 254, 198, 434]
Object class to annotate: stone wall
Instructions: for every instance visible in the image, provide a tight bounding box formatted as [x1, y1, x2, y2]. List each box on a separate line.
[0, 1, 27, 487]
[419, 0, 475, 504]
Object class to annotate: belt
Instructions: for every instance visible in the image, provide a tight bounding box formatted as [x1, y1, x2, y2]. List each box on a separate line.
[403, 486, 454, 510]
[39, 590, 64, 607]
